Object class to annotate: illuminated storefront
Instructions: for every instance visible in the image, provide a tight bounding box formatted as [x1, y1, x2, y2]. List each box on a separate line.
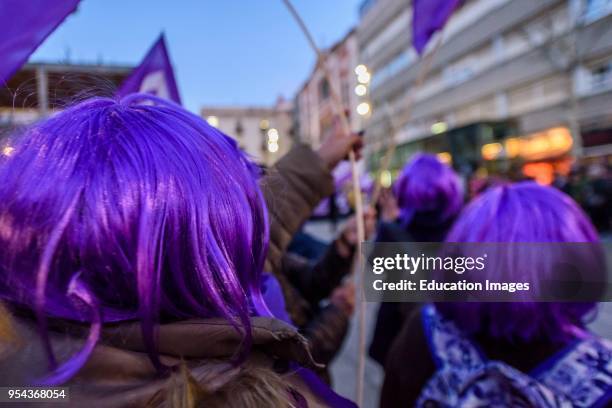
[480, 126, 574, 184]
[368, 123, 579, 186]
[368, 121, 517, 182]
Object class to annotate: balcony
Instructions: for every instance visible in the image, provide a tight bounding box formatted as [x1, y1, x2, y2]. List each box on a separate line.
[371, 50, 415, 90]
[368, 0, 560, 107]
[575, 63, 612, 97]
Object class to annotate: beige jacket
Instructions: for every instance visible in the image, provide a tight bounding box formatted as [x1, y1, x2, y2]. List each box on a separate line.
[0, 309, 329, 407]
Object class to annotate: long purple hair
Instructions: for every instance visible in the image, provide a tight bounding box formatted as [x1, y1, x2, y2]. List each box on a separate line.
[0, 94, 270, 383]
[437, 181, 600, 342]
[394, 153, 463, 227]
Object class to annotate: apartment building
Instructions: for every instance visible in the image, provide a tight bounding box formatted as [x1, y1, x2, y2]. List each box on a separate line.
[296, 29, 362, 149]
[358, 0, 612, 183]
[0, 62, 131, 130]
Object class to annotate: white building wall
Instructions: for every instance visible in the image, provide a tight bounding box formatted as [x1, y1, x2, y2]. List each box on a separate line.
[201, 102, 293, 166]
[296, 30, 361, 150]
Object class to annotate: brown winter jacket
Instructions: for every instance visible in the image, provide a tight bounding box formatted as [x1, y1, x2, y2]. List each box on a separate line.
[0, 305, 329, 407]
[260, 144, 354, 381]
[259, 143, 336, 327]
[260, 143, 335, 282]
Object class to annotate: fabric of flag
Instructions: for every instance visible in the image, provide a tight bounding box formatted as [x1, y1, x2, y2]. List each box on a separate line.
[412, 0, 461, 54]
[0, 0, 80, 84]
[117, 34, 181, 104]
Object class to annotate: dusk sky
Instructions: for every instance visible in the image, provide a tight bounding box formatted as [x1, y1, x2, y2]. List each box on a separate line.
[30, 0, 363, 113]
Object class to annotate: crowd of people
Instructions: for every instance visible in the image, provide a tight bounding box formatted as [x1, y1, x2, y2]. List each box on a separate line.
[554, 161, 612, 234]
[370, 159, 610, 406]
[0, 94, 610, 407]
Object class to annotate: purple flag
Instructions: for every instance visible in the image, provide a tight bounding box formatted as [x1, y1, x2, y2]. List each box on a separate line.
[412, 0, 461, 54]
[0, 0, 80, 84]
[117, 34, 181, 104]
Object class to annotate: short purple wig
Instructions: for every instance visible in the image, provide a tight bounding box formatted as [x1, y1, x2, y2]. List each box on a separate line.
[437, 181, 600, 342]
[394, 153, 463, 226]
[0, 94, 269, 383]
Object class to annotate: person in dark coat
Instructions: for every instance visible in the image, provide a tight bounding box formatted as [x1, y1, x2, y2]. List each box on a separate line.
[380, 182, 611, 408]
[369, 153, 464, 366]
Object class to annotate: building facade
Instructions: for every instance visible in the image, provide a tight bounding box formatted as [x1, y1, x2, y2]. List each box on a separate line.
[358, 0, 612, 184]
[296, 29, 362, 149]
[201, 97, 293, 166]
[0, 62, 131, 130]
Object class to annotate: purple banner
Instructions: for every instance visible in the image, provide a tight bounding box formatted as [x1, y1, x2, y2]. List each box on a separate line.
[0, 0, 80, 84]
[412, 0, 461, 54]
[117, 34, 181, 104]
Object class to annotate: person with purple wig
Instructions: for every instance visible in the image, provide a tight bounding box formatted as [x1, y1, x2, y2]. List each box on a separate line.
[381, 182, 612, 407]
[0, 94, 358, 407]
[391, 153, 463, 237]
[370, 153, 464, 367]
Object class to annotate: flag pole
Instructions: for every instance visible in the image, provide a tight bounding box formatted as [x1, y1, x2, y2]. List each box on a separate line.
[369, 33, 444, 207]
[280, 0, 368, 405]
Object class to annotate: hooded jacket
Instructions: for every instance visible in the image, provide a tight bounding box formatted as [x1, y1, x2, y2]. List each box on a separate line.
[0, 306, 329, 407]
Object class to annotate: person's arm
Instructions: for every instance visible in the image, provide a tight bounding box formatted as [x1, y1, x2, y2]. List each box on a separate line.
[282, 241, 352, 305]
[260, 144, 335, 276]
[377, 187, 400, 223]
[301, 304, 349, 366]
[259, 116, 363, 277]
[301, 282, 354, 366]
[275, 252, 353, 366]
[283, 207, 376, 303]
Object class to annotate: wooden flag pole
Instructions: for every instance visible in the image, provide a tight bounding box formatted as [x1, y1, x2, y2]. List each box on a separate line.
[356, 36, 443, 404]
[369, 102, 399, 207]
[369, 33, 444, 207]
[280, 0, 368, 405]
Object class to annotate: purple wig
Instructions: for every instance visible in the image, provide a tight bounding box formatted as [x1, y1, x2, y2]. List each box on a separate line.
[437, 181, 600, 343]
[394, 153, 463, 226]
[0, 94, 269, 383]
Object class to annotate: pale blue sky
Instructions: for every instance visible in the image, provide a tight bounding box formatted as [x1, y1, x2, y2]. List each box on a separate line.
[30, 0, 362, 113]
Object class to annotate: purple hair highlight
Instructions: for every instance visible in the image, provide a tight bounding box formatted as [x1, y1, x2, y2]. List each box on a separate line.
[37, 272, 101, 385]
[394, 153, 463, 226]
[0, 94, 270, 383]
[437, 181, 600, 342]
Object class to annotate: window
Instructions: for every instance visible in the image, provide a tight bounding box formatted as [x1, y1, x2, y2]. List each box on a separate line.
[591, 61, 612, 90]
[593, 63, 612, 81]
[235, 120, 244, 138]
[319, 79, 330, 101]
